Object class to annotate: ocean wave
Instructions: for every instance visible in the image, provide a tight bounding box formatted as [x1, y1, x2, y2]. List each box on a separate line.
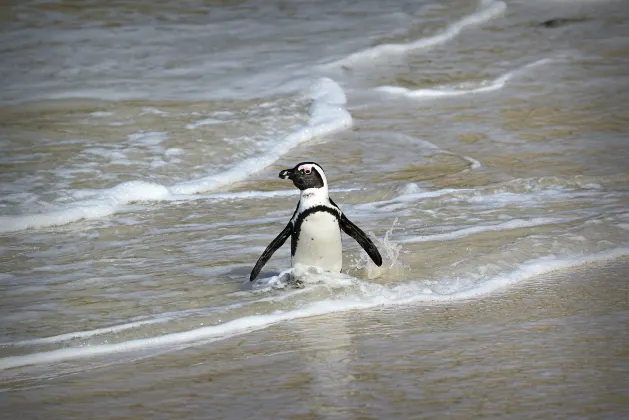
[1, 247, 627, 371]
[170, 78, 351, 195]
[0, 78, 352, 234]
[376, 58, 552, 99]
[3, 318, 172, 347]
[322, 0, 506, 69]
[355, 174, 619, 213]
[399, 217, 574, 243]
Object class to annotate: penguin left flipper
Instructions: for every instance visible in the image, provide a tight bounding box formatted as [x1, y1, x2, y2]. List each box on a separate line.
[250, 221, 292, 282]
[338, 213, 383, 267]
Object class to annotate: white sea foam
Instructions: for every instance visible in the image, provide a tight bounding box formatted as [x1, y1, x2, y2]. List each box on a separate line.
[0, 185, 356, 234]
[399, 217, 570, 243]
[0, 78, 352, 233]
[164, 148, 184, 157]
[1, 247, 627, 371]
[186, 118, 226, 130]
[356, 175, 606, 215]
[462, 156, 482, 169]
[127, 131, 167, 146]
[376, 58, 552, 99]
[170, 77, 351, 195]
[140, 107, 168, 116]
[188, 187, 358, 202]
[0, 181, 169, 233]
[323, 1, 506, 69]
[438, 150, 483, 170]
[5, 318, 172, 347]
[353, 187, 472, 212]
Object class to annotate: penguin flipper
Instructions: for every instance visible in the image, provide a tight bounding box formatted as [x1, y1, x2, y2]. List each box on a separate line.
[250, 222, 293, 281]
[339, 213, 383, 266]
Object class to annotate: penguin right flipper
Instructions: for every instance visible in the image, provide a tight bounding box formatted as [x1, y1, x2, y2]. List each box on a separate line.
[250, 222, 293, 281]
[338, 213, 383, 267]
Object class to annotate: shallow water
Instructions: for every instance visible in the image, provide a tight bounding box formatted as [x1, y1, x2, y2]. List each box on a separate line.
[1, 0, 629, 418]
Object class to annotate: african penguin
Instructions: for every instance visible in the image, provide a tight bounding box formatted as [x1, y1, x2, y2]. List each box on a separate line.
[250, 162, 383, 281]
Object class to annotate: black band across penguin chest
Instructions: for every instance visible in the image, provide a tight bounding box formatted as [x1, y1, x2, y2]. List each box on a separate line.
[291, 205, 340, 256]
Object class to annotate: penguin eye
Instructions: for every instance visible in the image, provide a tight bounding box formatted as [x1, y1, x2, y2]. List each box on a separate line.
[304, 168, 311, 174]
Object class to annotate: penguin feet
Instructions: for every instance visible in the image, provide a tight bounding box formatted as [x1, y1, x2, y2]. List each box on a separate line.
[287, 272, 305, 289]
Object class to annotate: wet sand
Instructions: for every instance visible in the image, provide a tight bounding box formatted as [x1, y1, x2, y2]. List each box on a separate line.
[2, 1, 629, 418]
[4, 259, 628, 419]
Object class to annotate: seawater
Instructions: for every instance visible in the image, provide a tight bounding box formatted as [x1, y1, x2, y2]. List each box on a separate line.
[1, 0, 629, 417]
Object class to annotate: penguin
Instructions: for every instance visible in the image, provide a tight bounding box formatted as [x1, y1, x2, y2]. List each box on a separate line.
[250, 162, 383, 282]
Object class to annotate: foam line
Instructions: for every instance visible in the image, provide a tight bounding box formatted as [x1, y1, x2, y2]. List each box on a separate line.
[462, 156, 482, 169]
[353, 188, 473, 211]
[3, 290, 306, 347]
[170, 78, 351, 195]
[439, 150, 483, 170]
[178, 187, 359, 202]
[376, 58, 552, 99]
[445, 248, 629, 298]
[186, 118, 225, 129]
[0, 181, 171, 234]
[0, 78, 352, 234]
[1, 247, 627, 371]
[5, 318, 172, 347]
[399, 217, 570, 243]
[324, 1, 506, 69]
[0, 186, 357, 234]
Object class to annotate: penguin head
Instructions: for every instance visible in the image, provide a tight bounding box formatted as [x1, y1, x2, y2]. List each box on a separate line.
[279, 162, 327, 191]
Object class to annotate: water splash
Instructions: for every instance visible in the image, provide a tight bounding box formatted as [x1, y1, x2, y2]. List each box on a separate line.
[351, 218, 410, 280]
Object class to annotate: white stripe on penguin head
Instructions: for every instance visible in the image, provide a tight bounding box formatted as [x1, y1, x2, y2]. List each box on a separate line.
[297, 163, 328, 189]
[296, 162, 330, 211]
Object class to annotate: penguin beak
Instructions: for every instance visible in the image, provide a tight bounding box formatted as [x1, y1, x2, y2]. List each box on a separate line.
[279, 169, 294, 180]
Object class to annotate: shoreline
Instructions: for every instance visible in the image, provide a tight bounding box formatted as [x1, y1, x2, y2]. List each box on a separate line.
[5, 258, 629, 419]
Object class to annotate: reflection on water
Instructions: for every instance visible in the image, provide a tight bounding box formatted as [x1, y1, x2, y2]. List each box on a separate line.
[296, 317, 354, 417]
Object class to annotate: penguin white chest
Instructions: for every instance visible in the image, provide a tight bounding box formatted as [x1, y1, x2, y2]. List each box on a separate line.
[292, 211, 342, 272]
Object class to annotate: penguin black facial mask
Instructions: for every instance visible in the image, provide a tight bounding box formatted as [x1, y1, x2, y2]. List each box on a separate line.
[279, 162, 325, 190]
